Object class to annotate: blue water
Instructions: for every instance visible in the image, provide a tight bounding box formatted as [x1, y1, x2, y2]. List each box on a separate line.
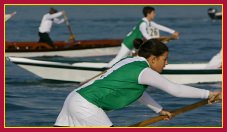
[5, 5, 222, 127]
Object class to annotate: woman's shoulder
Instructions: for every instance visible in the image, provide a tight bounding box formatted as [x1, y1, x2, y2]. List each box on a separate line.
[124, 57, 149, 68]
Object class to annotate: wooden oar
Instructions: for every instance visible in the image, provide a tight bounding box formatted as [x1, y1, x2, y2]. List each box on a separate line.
[157, 34, 178, 43]
[129, 94, 221, 127]
[79, 70, 107, 86]
[63, 12, 75, 42]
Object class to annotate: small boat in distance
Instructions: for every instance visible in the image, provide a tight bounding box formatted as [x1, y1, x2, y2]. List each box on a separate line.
[5, 39, 122, 57]
[208, 8, 222, 20]
[7, 57, 222, 84]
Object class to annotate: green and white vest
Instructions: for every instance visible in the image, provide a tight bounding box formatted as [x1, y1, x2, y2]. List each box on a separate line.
[123, 20, 145, 50]
[78, 57, 149, 111]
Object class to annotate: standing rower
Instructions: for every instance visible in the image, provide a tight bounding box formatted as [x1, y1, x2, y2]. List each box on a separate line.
[38, 8, 65, 47]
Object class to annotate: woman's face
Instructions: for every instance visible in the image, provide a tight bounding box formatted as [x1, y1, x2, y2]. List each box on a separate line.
[147, 51, 168, 73]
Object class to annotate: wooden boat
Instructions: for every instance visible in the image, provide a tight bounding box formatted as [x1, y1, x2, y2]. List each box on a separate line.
[7, 57, 222, 84]
[5, 39, 122, 57]
[208, 8, 222, 20]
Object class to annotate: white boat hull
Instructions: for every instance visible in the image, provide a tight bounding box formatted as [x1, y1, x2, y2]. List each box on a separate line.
[18, 64, 101, 82]
[8, 57, 222, 84]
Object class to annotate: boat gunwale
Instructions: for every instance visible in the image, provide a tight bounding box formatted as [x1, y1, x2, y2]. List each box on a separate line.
[11, 61, 222, 75]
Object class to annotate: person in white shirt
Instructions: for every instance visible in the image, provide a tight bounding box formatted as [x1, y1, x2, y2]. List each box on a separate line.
[38, 8, 65, 47]
[206, 48, 222, 69]
[106, 6, 180, 68]
[5, 12, 16, 21]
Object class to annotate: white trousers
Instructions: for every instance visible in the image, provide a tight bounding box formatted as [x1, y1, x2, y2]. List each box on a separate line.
[54, 91, 113, 127]
[106, 43, 131, 67]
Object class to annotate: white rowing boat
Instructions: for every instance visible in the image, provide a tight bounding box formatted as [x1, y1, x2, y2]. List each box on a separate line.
[7, 57, 222, 84]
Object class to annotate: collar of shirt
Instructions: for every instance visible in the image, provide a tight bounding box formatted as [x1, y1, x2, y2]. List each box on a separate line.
[134, 56, 150, 67]
[142, 17, 152, 26]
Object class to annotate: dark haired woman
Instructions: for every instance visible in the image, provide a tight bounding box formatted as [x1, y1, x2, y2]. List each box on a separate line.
[55, 39, 220, 127]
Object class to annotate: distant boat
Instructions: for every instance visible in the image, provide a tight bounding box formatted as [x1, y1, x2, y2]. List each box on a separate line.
[208, 8, 222, 20]
[8, 57, 222, 84]
[5, 36, 176, 58]
[5, 39, 122, 57]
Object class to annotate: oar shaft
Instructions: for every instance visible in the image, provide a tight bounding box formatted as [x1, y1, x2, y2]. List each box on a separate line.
[129, 116, 165, 127]
[157, 36, 175, 43]
[129, 95, 220, 127]
[79, 70, 107, 86]
[63, 13, 75, 42]
[171, 99, 208, 116]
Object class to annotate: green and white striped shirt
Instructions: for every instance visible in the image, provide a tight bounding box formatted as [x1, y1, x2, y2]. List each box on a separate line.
[78, 57, 149, 111]
[77, 56, 209, 112]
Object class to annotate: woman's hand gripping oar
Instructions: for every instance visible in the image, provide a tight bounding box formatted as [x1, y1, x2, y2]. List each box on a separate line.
[129, 92, 221, 127]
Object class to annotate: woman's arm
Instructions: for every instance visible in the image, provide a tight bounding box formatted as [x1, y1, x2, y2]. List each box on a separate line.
[138, 91, 163, 113]
[150, 21, 175, 34]
[53, 18, 65, 24]
[5, 12, 16, 21]
[138, 68, 209, 99]
[47, 11, 64, 20]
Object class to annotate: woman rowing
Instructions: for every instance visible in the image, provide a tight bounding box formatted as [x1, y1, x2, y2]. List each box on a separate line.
[54, 39, 220, 127]
[106, 6, 180, 68]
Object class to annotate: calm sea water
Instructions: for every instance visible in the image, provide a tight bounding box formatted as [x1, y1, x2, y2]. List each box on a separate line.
[5, 5, 222, 127]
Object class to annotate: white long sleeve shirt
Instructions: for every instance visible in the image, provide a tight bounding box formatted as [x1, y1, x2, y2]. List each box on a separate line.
[39, 12, 64, 33]
[138, 68, 209, 113]
[140, 18, 175, 39]
[139, 18, 153, 40]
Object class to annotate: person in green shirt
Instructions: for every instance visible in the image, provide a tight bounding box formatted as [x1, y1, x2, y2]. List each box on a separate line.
[55, 39, 220, 127]
[106, 6, 180, 67]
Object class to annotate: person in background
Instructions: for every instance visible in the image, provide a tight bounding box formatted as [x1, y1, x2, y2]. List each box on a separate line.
[208, 8, 222, 20]
[38, 8, 65, 47]
[205, 48, 222, 69]
[5, 11, 16, 21]
[106, 6, 180, 68]
[54, 39, 220, 127]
